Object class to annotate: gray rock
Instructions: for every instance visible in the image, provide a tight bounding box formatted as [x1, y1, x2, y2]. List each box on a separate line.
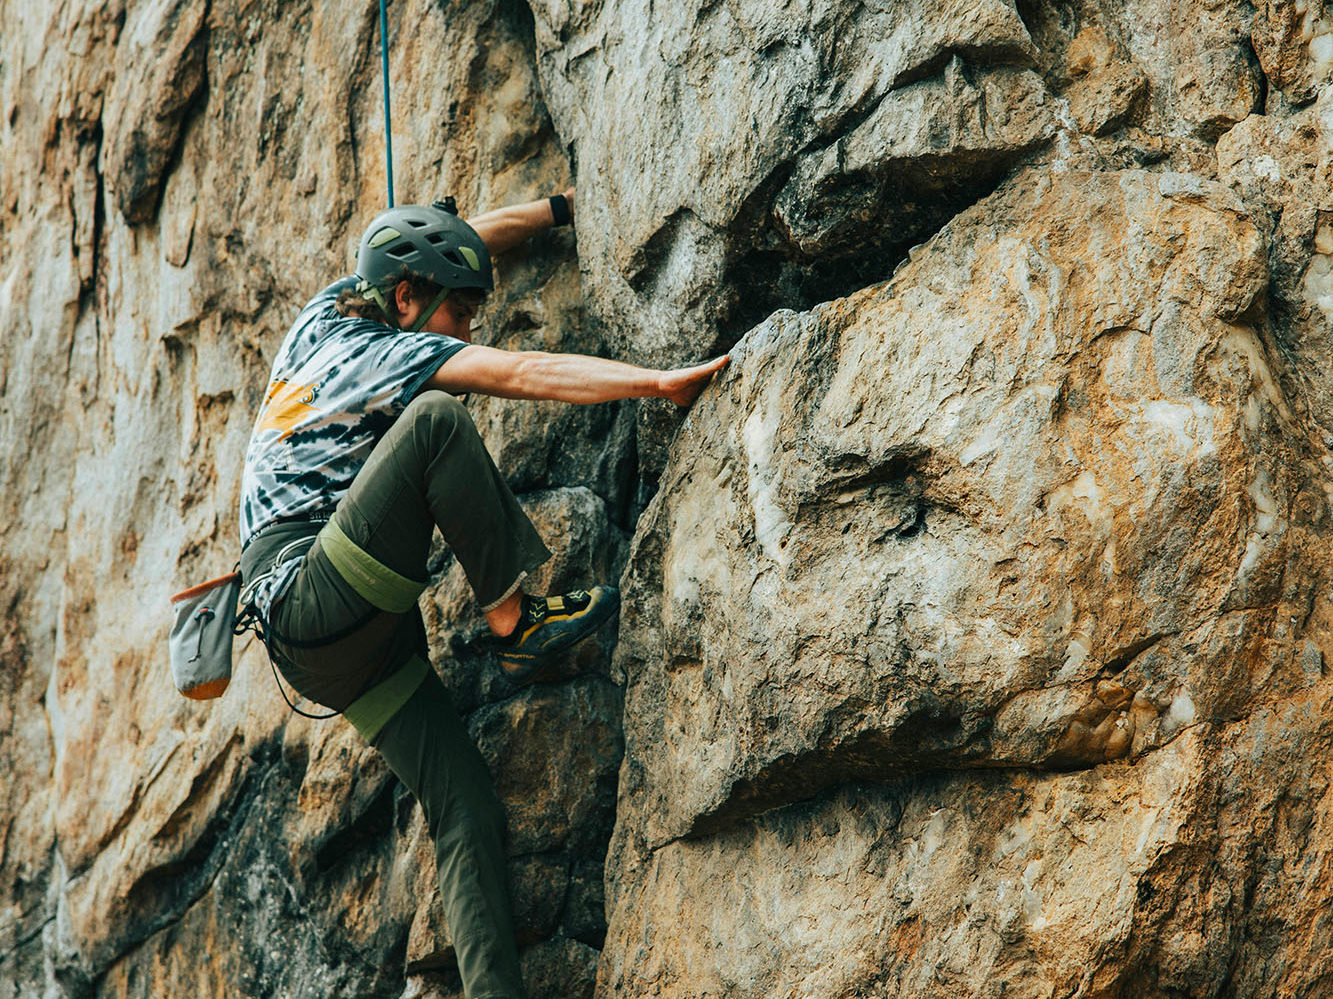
[469, 677, 623, 857]
[602, 168, 1333, 993]
[530, 0, 1049, 364]
[100, 0, 209, 224]
[773, 63, 1055, 257]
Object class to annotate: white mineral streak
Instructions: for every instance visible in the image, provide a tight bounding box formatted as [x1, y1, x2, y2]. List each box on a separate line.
[742, 407, 792, 568]
[1305, 5, 1333, 80]
[1162, 690, 1198, 737]
[1249, 469, 1280, 535]
[1251, 154, 1284, 183]
[1140, 399, 1215, 457]
[1304, 247, 1333, 321]
[1047, 471, 1112, 531]
[1314, 92, 1333, 324]
[1063, 633, 1093, 674]
[1223, 327, 1297, 425]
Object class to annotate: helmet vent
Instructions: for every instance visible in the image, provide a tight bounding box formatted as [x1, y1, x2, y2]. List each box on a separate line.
[356, 204, 493, 294]
[368, 226, 402, 248]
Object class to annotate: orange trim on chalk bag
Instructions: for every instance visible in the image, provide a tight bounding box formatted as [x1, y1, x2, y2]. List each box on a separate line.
[182, 677, 231, 700]
[172, 571, 241, 604]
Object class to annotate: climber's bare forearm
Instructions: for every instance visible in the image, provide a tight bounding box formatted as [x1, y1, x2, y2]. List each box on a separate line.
[427, 346, 728, 407]
[467, 189, 574, 255]
[503, 352, 660, 403]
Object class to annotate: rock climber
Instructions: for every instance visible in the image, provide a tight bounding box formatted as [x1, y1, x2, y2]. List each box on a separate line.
[236, 190, 726, 998]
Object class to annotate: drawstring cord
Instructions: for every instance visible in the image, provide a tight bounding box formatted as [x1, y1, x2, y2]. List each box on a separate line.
[187, 606, 215, 663]
[234, 542, 343, 721]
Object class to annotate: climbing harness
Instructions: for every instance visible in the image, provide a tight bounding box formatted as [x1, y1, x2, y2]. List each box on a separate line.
[236, 600, 346, 722]
[236, 533, 342, 720]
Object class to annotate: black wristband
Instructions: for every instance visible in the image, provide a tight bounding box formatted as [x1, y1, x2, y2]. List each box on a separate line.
[549, 194, 572, 226]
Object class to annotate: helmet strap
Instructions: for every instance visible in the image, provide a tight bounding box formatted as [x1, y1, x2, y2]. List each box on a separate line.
[409, 286, 452, 332]
[358, 280, 398, 327]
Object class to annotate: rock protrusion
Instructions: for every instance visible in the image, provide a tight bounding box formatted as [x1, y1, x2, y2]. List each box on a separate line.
[602, 166, 1333, 994]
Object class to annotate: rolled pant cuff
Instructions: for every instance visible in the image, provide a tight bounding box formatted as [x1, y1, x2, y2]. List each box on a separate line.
[479, 571, 527, 614]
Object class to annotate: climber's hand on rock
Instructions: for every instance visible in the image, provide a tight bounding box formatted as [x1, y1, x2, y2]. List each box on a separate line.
[659, 356, 729, 408]
[561, 187, 575, 223]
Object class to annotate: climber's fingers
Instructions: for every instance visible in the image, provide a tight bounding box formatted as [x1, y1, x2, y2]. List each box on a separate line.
[661, 355, 729, 408]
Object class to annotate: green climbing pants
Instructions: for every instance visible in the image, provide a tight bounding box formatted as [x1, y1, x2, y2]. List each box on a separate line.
[241, 390, 552, 999]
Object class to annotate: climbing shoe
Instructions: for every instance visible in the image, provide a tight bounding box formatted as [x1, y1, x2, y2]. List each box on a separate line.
[495, 586, 620, 686]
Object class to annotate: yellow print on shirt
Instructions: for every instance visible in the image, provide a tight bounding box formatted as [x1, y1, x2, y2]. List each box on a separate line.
[256, 380, 321, 439]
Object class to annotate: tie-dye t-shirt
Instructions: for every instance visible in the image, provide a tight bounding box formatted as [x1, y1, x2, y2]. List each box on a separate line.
[238, 277, 468, 607]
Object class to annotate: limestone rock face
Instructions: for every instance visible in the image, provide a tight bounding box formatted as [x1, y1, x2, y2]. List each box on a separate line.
[100, 0, 208, 224]
[1252, 0, 1333, 105]
[604, 168, 1333, 995]
[4, 0, 1333, 998]
[1217, 93, 1333, 448]
[3, 1, 620, 997]
[528, 0, 1051, 363]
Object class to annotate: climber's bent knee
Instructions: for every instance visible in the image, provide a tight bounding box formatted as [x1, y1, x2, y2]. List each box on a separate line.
[401, 390, 490, 468]
[406, 389, 472, 435]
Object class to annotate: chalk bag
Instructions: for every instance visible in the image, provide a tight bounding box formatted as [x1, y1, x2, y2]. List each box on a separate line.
[169, 572, 242, 700]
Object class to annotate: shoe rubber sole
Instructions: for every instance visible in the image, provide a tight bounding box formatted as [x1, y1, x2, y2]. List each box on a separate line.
[498, 586, 620, 685]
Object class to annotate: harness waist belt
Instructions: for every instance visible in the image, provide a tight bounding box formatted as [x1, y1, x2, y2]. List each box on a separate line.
[242, 509, 336, 554]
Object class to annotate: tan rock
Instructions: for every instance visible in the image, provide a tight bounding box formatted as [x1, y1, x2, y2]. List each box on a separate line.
[99, 0, 208, 224]
[600, 733, 1213, 998]
[529, 0, 1047, 364]
[1064, 34, 1149, 138]
[1067, 65, 1148, 137]
[603, 167, 1333, 994]
[1218, 89, 1333, 445]
[774, 64, 1055, 256]
[3, 0, 618, 994]
[1108, 0, 1262, 138]
[1253, 0, 1333, 105]
[6, 0, 1333, 996]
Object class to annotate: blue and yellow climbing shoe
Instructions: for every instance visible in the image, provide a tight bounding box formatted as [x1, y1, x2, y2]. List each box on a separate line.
[495, 586, 620, 686]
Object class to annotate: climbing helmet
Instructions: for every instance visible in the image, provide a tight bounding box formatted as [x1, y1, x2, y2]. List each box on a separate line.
[354, 199, 493, 327]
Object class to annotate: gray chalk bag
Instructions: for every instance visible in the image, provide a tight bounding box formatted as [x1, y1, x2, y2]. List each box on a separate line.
[169, 572, 242, 700]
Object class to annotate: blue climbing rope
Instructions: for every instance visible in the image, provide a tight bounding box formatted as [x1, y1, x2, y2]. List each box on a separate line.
[379, 0, 395, 207]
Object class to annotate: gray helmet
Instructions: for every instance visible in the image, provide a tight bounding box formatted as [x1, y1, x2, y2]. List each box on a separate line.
[354, 199, 493, 327]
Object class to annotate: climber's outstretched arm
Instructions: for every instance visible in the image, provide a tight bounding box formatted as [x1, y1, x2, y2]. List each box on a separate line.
[467, 188, 575, 255]
[426, 346, 728, 408]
